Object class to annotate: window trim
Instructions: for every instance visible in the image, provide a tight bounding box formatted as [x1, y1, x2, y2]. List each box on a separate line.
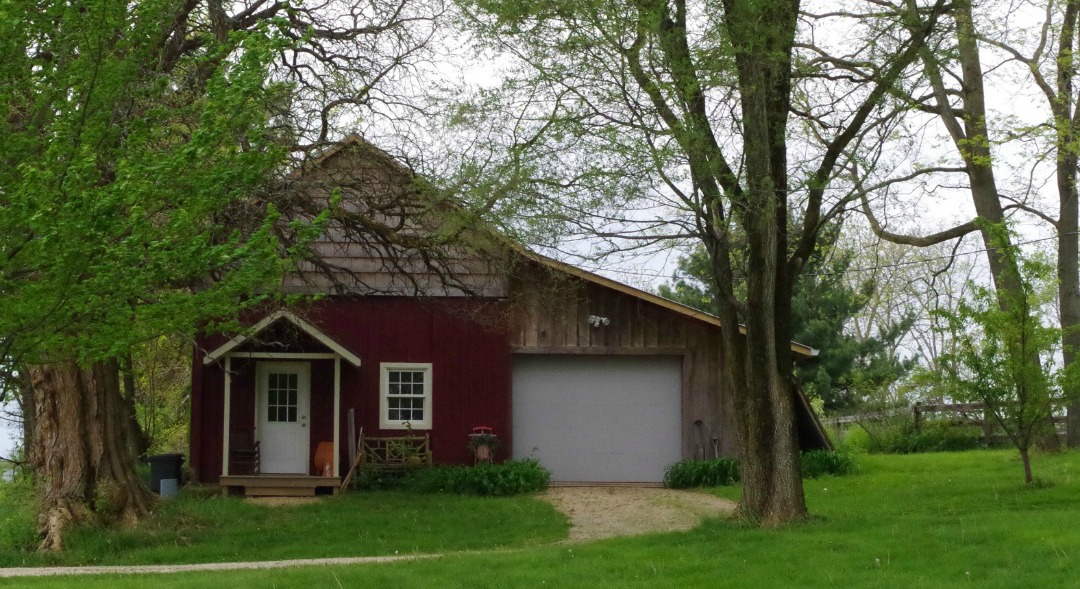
[379, 362, 433, 430]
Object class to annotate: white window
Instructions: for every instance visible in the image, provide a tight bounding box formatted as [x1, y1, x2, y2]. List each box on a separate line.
[380, 363, 433, 430]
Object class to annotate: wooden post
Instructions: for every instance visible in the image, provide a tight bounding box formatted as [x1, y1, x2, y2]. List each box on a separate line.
[333, 356, 341, 478]
[913, 401, 922, 432]
[222, 356, 232, 478]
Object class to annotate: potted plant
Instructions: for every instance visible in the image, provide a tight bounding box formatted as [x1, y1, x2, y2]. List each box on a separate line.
[467, 427, 501, 464]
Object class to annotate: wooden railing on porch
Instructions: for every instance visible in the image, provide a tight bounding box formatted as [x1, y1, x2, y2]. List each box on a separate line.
[229, 431, 260, 475]
[340, 433, 431, 489]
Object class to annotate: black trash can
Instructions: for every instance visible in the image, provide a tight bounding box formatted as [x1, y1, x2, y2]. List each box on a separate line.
[147, 453, 184, 494]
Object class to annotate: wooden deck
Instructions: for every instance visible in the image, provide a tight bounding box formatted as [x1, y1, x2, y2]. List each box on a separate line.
[219, 475, 342, 497]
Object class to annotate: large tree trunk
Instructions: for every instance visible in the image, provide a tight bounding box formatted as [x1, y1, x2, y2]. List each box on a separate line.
[28, 359, 155, 551]
[721, 0, 808, 525]
[1054, 0, 1080, 449]
[908, 2, 1062, 450]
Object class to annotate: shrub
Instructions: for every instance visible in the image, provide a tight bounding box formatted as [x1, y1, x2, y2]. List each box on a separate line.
[406, 459, 550, 496]
[354, 468, 412, 490]
[0, 476, 37, 552]
[800, 449, 857, 478]
[664, 458, 740, 489]
[664, 451, 858, 488]
[831, 425, 871, 453]
[864, 418, 982, 454]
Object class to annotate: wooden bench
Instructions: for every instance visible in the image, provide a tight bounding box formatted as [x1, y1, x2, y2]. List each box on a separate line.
[341, 433, 432, 489]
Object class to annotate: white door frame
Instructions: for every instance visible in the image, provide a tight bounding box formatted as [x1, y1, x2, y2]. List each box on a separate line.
[256, 361, 311, 474]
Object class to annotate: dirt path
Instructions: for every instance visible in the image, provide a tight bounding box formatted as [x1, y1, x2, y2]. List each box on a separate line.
[0, 487, 734, 577]
[540, 487, 737, 542]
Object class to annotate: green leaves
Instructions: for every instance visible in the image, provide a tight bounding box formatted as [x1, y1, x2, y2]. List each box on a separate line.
[0, 0, 292, 363]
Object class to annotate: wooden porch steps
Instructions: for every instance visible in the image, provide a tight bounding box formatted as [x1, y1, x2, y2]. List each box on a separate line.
[220, 475, 341, 497]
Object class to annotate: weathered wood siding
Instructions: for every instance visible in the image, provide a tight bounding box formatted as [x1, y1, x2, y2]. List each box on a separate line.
[278, 140, 509, 297]
[508, 263, 737, 460]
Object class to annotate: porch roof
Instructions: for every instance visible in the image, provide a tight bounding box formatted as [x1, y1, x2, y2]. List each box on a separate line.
[203, 310, 362, 367]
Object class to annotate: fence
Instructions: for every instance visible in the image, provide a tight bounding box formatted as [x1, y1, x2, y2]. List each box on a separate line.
[823, 402, 1067, 446]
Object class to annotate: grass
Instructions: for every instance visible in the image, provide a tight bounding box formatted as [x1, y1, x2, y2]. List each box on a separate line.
[0, 490, 568, 568]
[3, 450, 1080, 588]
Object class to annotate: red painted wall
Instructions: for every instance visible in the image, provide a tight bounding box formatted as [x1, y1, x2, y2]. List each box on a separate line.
[190, 298, 511, 483]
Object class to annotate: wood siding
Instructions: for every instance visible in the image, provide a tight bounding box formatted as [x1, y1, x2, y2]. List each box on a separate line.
[278, 140, 508, 297]
[192, 298, 513, 484]
[507, 263, 736, 460]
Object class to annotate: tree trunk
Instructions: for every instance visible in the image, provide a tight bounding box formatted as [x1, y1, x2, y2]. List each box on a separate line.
[1019, 445, 1033, 485]
[954, 3, 1060, 450]
[28, 358, 155, 551]
[1056, 0, 1080, 448]
[721, 0, 808, 526]
[121, 353, 150, 458]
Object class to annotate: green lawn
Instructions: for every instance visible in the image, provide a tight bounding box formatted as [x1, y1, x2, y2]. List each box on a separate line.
[3, 450, 1080, 588]
[0, 490, 568, 568]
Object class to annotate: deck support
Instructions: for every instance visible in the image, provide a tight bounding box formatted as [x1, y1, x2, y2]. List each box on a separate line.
[222, 356, 232, 478]
[333, 357, 341, 477]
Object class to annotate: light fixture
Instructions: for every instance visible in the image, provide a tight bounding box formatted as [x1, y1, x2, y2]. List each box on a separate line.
[587, 315, 611, 327]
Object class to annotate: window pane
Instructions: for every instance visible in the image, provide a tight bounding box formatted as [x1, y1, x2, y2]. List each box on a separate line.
[288, 390, 297, 406]
[389, 383, 400, 395]
[288, 374, 297, 389]
[388, 409, 400, 421]
[287, 407, 297, 422]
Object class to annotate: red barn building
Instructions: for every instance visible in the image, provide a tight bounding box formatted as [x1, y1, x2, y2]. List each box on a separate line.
[189, 137, 828, 495]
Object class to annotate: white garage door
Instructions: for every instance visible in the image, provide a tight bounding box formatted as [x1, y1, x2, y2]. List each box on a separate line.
[512, 355, 682, 483]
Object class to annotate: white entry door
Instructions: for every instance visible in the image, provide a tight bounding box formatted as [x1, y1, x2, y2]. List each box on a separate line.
[257, 362, 310, 474]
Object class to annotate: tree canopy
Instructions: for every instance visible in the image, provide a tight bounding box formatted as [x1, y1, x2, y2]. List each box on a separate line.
[659, 240, 915, 413]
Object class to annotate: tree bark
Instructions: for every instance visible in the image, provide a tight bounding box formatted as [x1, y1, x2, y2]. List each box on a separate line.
[1055, 0, 1080, 448]
[954, 4, 1061, 450]
[28, 359, 155, 551]
[721, 0, 808, 525]
[121, 353, 150, 459]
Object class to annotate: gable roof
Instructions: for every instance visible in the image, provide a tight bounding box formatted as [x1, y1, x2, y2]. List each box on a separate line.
[525, 252, 819, 358]
[302, 136, 819, 358]
[203, 310, 362, 367]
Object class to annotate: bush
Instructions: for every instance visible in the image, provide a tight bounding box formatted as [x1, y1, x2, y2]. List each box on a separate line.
[800, 449, 857, 478]
[831, 425, 871, 453]
[664, 458, 740, 489]
[664, 451, 858, 489]
[864, 418, 982, 454]
[406, 459, 550, 496]
[354, 468, 412, 491]
[0, 476, 37, 552]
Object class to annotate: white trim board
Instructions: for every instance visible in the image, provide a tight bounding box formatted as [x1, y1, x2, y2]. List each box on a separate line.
[203, 310, 362, 367]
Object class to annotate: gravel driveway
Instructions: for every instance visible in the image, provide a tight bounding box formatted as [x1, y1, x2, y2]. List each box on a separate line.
[541, 486, 737, 541]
